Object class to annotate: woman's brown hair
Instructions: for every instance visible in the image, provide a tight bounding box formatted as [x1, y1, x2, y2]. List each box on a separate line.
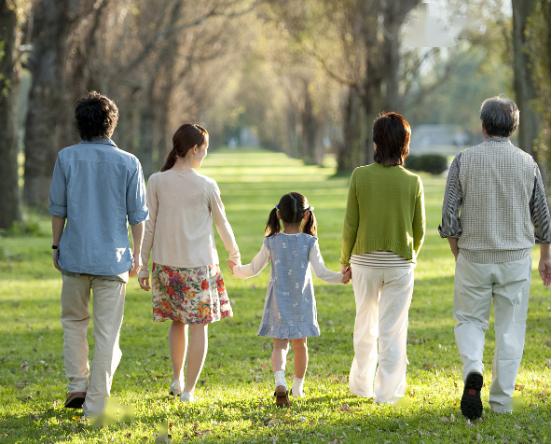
[373, 112, 411, 166]
[161, 123, 208, 171]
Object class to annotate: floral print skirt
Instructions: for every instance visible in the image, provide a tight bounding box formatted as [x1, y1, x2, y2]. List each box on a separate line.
[151, 263, 232, 324]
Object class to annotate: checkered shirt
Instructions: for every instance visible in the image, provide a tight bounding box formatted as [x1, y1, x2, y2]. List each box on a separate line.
[439, 137, 551, 263]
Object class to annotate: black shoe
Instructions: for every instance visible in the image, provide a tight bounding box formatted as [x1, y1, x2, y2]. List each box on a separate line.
[461, 372, 483, 420]
[64, 391, 86, 409]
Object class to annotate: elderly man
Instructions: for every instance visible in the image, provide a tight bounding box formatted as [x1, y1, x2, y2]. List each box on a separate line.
[49, 91, 148, 417]
[439, 96, 550, 420]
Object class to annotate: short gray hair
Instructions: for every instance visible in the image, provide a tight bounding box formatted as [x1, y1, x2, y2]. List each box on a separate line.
[480, 96, 519, 137]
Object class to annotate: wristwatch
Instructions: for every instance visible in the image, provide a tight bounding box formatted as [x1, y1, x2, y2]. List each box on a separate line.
[52, 245, 58, 250]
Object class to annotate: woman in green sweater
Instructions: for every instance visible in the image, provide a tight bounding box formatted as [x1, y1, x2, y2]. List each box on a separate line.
[341, 112, 425, 404]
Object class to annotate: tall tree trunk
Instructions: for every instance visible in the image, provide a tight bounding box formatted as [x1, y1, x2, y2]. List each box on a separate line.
[284, 100, 300, 157]
[137, 79, 156, 176]
[0, 0, 21, 228]
[523, 0, 551, 202]
[512, 0, 539, 156]
[301, 79, 318, 164]
[23, 0, 73, 208]
[337, 87, 366, 173]
[382, 0, 419, 111]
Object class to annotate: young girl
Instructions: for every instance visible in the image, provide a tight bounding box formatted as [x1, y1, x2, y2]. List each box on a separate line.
[138, 123, 240, 403]
[231, 192, 347, 407]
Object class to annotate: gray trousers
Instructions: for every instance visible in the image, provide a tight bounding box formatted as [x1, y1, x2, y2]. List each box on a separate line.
[60, 272, 127, 416]
[454, 253, 531, 413]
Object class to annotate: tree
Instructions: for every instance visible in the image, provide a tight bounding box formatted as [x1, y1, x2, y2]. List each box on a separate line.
[0, 0, 21, 228]
[520, 0, 551, 198]
[23, 0, 98, 208]
[270, 0, 422, 172]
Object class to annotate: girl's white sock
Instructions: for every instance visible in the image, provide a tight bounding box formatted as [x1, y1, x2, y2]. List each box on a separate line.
[292, 376, 305, 397]
[274, 370, 286, 388]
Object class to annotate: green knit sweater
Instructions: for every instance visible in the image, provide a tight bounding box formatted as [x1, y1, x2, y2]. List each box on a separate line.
[341, 163, 426, 265]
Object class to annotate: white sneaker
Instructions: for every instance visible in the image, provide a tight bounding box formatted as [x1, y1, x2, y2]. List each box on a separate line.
[180, 391, 195, 403]
[169, 379, 183, 396]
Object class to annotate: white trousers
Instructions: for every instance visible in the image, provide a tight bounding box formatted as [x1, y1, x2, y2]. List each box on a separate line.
[60, 273, 126, 416]
[349, 264, 414, 403]
[454, 253, 531, 413]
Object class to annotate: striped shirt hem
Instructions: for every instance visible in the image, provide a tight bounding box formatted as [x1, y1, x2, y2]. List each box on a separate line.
[350, 252, 413, 268]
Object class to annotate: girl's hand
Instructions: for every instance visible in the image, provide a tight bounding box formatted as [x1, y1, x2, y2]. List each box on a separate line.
[138, 276, 150, 291]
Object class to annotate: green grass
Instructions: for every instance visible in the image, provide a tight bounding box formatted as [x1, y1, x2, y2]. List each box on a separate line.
[0, 148, 549, 443]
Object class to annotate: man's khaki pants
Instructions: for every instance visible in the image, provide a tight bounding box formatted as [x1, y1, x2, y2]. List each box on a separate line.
[454, 253, 531, 413]
[349, 264, 415, 403]
[60, 273, 126, 416]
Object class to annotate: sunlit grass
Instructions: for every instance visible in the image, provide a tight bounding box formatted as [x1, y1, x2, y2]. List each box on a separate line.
[0, 148, 549, 443]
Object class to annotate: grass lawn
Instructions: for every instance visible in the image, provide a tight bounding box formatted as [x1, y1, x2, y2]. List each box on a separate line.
[0, 148, 549, 443]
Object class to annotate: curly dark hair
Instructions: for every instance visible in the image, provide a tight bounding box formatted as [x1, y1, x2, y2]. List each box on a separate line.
[75, 91, 119, 140]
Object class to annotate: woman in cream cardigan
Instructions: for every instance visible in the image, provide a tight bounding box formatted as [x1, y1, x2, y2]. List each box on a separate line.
[138, 124, 240, 403]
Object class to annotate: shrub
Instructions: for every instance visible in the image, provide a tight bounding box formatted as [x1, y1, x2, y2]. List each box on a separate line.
[405, 154, 448, 175]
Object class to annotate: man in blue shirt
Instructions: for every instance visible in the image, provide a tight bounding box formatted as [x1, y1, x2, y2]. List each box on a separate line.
[49, 91, 148, 417]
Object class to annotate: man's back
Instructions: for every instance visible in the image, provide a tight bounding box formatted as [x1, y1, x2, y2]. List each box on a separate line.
[458, 138, 536, 254]
[49, 138, 147, 275]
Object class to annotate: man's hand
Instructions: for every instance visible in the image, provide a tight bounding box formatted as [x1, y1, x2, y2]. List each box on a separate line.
[539, 244, 551, 287]
[130, 252, 142, 277]
[129, 221, 145, 277]
[341, 265, 351, 284]
[447, 237, 459, 260]
[227, 260, 236, 272]
[138, 275, 151, 291]
[52, 249, 61, 271]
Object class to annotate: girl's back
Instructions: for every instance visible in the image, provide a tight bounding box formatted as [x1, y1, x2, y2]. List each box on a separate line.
[266, 233, 317, 297]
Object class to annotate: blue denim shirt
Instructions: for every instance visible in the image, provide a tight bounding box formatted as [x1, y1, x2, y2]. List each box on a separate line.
[48, 138, 148, 275]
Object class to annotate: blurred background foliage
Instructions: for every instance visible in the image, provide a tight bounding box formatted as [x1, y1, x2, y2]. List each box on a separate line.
[0, 0, 549, 229]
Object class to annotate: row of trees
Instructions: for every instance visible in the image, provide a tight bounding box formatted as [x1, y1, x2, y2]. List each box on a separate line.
[0, 0, 550, 229]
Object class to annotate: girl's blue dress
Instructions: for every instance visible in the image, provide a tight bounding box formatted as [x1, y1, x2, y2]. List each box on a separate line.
[233, 233, 342, 339]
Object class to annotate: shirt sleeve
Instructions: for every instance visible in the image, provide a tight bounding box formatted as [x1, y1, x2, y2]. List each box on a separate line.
[530, 164, 551, 244]
[126, 159, 148, 225]
[48, 154, 67, 218]
[438, 153, 463, 238]
[232, 242, 269, 279]
[210, 180, 241, 263]
[340, 169, 359, 265]
[310, 239, 342, 284]
[139, 175, 158, 278]
[413, 176, 426, 254]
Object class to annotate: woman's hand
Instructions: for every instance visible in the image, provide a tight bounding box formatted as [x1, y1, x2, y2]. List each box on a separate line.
[138, 276, 151, 291]
[227, 260, 237, 272]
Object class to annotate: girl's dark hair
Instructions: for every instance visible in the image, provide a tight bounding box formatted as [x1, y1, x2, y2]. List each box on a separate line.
[265, 192, 317, 237]
[75, 91, 119, 140]
[373, 112, 411, 166]
[161, 123, 208, 171]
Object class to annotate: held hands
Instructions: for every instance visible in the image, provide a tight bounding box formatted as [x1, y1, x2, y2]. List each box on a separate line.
[227, 260, 238, 273]
[341, 265, 351, 284]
